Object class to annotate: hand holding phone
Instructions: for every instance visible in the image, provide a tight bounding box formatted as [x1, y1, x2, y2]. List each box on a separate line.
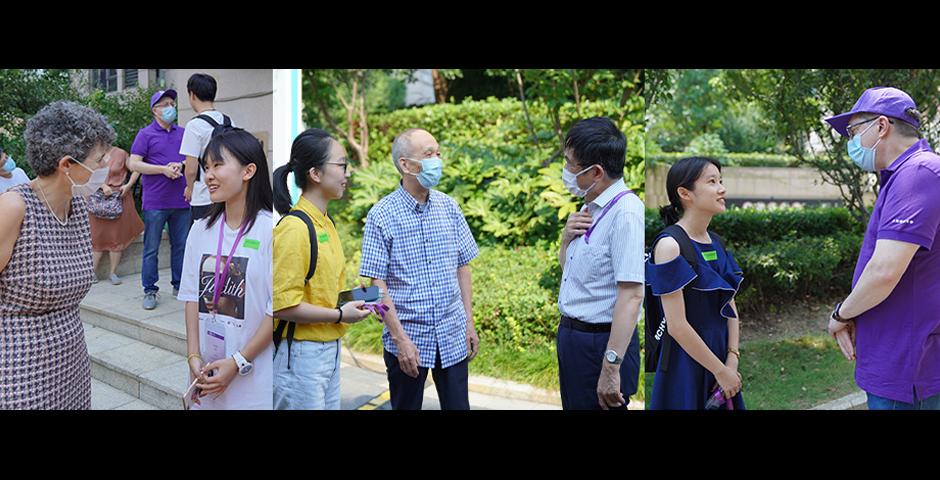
[338, 285, 382, 305]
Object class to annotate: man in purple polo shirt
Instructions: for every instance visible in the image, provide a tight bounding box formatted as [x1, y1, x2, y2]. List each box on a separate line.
[824, 86, 940, 410]
[127, 89, 191, 310]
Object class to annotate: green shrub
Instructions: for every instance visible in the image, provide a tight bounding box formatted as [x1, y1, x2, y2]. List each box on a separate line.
[339, 235, 563, 349]
[648, 152, 800, 168]
[734, 232, 862, 313]
[336, 97, 645, 248]
[81, 86, 160, 153]
[684, 132, 727, 157]
[645, 207, 864, 248]
[645, 207, 864, 316]
[471, 245, 562, 349]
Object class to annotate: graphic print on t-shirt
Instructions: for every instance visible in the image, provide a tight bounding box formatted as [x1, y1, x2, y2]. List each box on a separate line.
[198, 253, 248, 327]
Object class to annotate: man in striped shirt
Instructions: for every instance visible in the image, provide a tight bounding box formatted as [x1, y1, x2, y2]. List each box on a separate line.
[557, 117, 645, 410]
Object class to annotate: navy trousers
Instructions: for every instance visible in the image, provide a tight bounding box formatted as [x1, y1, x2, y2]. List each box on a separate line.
[384, 348, 470, 410]
[556, 322, 640, 410]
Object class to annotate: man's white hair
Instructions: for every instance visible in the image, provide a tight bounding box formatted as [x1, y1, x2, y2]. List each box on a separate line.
[391, 128, 426, 173]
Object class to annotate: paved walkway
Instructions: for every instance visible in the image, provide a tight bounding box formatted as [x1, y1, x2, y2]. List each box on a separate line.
[85, 268, 572, 410]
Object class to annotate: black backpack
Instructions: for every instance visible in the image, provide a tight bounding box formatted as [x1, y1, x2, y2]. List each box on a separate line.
[272, 209, 331, 369]
[644, 224, 726, 373]
[193, 113, 232, 181]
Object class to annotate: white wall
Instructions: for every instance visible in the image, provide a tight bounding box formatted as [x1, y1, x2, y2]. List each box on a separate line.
[166, 69, 274, 166]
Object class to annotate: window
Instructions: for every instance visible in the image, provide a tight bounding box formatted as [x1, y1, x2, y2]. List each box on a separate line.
[124, 69, 138, 89]
[91, 69, 118, 92]
[155, 69, 167, 88]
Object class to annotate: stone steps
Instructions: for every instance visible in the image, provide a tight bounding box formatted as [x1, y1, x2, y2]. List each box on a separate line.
[84, 322, 187, 410]
[82, 267, 187, 410]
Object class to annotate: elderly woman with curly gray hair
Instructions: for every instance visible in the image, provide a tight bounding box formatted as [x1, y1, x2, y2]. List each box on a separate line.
[0, 101, 116, 410]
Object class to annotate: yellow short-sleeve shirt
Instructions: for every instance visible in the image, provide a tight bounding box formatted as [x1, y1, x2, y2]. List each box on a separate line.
[272, 196, 348, 342]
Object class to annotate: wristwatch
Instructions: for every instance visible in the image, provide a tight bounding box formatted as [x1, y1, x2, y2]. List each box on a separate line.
[831, 301, 854, 323]
[604, 349, 623, 365]
[232, 351, 253, 376]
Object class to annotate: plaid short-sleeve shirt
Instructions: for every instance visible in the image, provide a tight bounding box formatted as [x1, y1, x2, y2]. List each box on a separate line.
[359, 184, 479, 369]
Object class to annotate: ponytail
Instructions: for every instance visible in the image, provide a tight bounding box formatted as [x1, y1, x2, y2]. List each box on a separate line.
[272, 129, 335, 216]
[659, 204, 680, 226]
[273, 162, 294, 215]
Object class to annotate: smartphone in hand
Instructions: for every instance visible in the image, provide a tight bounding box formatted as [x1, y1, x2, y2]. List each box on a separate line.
[338, 285, 382, 305]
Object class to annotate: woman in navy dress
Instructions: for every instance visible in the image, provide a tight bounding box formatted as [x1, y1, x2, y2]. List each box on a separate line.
[647, 157, 745, 410]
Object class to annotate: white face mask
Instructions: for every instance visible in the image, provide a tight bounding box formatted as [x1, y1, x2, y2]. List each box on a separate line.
[562, 164, 599, 198]
[67, 156, 109, 198]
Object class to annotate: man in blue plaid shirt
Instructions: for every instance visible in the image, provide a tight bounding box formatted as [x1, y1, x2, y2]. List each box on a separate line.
[359, 128, 480, 410]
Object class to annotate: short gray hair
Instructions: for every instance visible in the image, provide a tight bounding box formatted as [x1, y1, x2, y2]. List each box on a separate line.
[25, 101, 116, 177]
[858, 112, 921, 140]
[391, 128, 425, 173]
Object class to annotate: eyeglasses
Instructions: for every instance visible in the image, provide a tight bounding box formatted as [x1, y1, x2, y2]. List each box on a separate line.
[154, 102, 176, 109]
[845, 117, 878, 137]
[325, 162, 348, 173]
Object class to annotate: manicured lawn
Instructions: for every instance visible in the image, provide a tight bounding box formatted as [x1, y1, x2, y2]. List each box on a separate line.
[643, 334, 856, 410]
[344, 319, 559, 390]
[740, 334, 857, 410]
[345, 319, 646, 403]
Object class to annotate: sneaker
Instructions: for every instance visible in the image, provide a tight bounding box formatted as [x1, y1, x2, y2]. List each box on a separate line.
[109, 273, 122, 285]
[143, 291, 158, 310]
[92, 277, 99, 284]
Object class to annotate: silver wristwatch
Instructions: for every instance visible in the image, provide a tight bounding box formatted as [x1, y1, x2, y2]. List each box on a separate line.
[604, 349, 623, 365]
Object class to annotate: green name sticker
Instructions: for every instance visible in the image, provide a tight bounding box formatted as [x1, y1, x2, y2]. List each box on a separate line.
[318, 232, 330, 244]
[702, 250, 718, 262]
[243, 238, 261, 250]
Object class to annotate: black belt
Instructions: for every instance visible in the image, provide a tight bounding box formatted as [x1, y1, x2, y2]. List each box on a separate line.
[560, 315, 611, 333]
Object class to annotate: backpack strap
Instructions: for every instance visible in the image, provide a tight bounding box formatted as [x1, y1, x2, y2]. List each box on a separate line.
[647, 224, 701, 373]
[661, 224, 700, 269]
[194, 113, 232, 130]
[194, 114, 220, 129]
[193, 113, 232, 178]
[273, 210, 319, 369]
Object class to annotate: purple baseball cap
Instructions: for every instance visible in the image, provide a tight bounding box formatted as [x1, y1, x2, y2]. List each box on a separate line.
[825, 87, 920, 138]
[149, 89, 177, 109]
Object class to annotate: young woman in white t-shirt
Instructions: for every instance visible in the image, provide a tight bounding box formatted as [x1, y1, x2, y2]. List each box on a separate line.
[179, 127, 273, 409]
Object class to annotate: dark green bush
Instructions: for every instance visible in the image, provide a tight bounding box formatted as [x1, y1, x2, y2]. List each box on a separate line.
[645, 207, 864, 248]
[645, 207, 865, 316]
[471, 245, 562, 349]
[647, 152, 800, 168]
[337, 97, 645, 248]
[734, 232, 862, 313]
[340, 235, 563, 350]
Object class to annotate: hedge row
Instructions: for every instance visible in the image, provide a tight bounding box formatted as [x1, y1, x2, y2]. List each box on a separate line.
[648, 152, 801, 168]
[645, 207, 865, 315]
[734, 232, 862, 313]
[645, 207, 864, 248]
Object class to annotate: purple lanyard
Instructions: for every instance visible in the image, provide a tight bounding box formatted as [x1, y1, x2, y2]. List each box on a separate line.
[213, 213, 248, 313]
[584, 190, 630, 244]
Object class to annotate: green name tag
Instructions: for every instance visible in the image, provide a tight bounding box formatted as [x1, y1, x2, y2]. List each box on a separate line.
[318, 232, 330, 244]
[243, 238, 261, 250]
[702, 250, 718, 262]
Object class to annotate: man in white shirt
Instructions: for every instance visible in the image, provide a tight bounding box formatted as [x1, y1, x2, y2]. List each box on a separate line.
[557, 117, 644, 410]
[0, 148, 30, 194]
[180, 73, 235, 222]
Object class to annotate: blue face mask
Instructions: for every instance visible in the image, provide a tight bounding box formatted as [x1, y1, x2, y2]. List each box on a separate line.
[404, 156, 443, 189]
[2, 156, 15, 173]
[846, 120, 881, 172]
[159, 105, 177, 124]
